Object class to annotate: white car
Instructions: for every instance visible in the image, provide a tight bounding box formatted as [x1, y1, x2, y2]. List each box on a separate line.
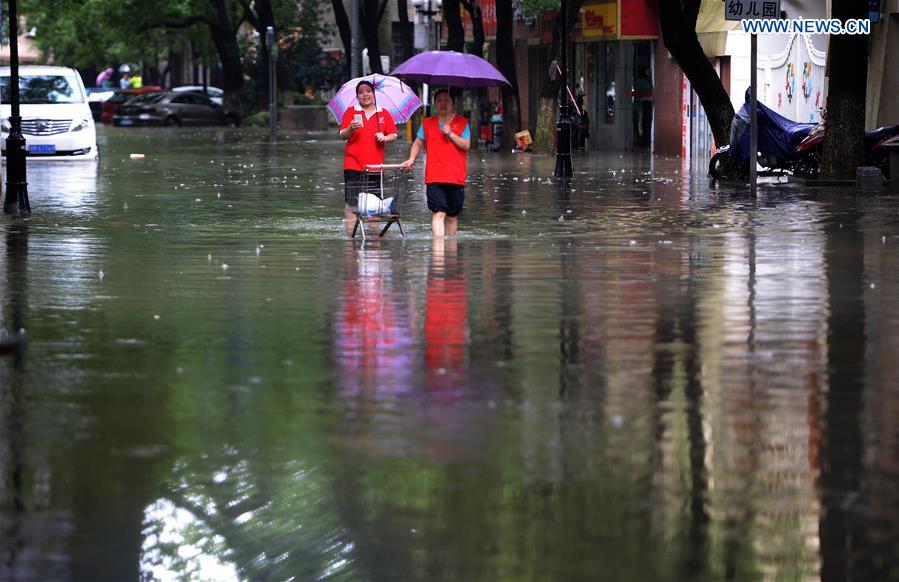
[172, 85, 224, 106]
[1, 65, 98, 160]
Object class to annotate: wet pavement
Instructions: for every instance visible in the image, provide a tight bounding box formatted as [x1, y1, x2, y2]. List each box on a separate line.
[1, 126, 898, 581]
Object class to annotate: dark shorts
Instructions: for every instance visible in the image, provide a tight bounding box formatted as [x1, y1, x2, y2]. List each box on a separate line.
[344, 170, 362, 205]
[426, 183, 465, 216]
[345, 170, 385, 206]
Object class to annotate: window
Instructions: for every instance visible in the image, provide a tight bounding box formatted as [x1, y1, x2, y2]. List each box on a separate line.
[130, 93, 166, 105]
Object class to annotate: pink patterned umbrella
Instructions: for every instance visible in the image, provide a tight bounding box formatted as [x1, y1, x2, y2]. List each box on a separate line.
[326, 75, 422, 123]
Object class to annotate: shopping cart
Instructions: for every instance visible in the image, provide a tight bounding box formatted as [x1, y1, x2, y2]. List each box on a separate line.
[348, 164, 408, 241]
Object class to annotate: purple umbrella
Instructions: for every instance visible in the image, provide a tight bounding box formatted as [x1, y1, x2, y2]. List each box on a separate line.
[392, 51, 511, 88]
[95, 67, 114, 86]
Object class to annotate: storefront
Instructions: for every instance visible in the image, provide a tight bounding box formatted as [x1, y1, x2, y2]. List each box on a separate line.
[577, 0, 659, 150]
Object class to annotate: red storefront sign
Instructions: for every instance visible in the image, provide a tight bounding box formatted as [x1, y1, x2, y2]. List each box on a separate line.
[620, 0, 659, 37]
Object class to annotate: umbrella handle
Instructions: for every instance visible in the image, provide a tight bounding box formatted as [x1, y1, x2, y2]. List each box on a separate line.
[373, 75, 382, 134]
[555, 64, 582, 117]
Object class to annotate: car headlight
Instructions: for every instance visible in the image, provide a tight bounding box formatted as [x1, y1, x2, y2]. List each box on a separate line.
[70, 115, 92, 132]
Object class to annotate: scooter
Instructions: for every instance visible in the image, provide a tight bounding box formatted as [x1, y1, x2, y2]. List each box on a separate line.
[709, 90, 818, 181]
[793, 115, 899, 179]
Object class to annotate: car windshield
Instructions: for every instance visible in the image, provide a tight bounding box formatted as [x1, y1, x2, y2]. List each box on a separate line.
[0, 74, 84, 104]
[127, 93, 166, 105]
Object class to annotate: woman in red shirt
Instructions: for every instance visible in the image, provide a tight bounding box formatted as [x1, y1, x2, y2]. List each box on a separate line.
[401, 90, 471, 237]
[339, 81, 398, 222]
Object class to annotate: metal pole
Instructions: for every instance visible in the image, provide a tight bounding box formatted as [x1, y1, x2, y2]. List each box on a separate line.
[553, 0, 572, 178]
[266, 27, 277, 142]
[750, 33, 758, 197]
[350, 0, 362, 78]
[4, 0, 30, 217]
[423, 0, 432, 116]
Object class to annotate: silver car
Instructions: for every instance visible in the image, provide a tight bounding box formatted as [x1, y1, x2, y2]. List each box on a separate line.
[112, 91, 239, 127]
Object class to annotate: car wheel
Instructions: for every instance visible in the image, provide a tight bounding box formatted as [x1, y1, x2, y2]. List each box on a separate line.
[164, 116, 181, 127]
[223, 114, 239, 128]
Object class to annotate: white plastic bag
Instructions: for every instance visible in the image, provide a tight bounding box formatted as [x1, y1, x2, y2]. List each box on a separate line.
[357, 192, 394, 215]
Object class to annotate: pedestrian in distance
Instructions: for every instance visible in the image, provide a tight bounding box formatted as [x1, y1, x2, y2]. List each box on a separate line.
[119, 73, 130, 90]
[339, 80, 398, 223]
[401, 89, 471, 238]
[129, 70, 143, 89]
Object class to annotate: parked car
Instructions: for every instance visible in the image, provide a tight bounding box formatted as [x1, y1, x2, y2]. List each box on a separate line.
[172, 85, 224, 106]
[98, 86, 162, 124]
[0, 65, 98, 160]
[113, 91, 240, 127]
[86, 87, 116, 121]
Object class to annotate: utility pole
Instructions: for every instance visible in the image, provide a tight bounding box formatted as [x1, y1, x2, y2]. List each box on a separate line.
[553, 0, 573, 178]
[4, 0, 30, 216]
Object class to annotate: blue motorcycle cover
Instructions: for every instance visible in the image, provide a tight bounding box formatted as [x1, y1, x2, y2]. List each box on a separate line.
[731, 91, 816, 161]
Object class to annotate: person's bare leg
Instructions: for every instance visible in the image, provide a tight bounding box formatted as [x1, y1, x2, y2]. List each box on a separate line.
[344, 204, 356, 222]
[445, 215, 458, 237]
[344, 204, 358, 235]
[432, 236, 446, 272]
[432, 211, 446, 238]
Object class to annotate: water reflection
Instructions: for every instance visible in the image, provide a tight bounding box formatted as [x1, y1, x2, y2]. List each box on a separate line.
[0, 130, 898, 580]
[0, 224, 29, 581]
[334, 241, 417, 401]
[424, 239, 467, 397]
[0, 160, 99, 216]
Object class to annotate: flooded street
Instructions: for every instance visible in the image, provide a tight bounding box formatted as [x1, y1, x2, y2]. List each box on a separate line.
[1, 126, 898, 580]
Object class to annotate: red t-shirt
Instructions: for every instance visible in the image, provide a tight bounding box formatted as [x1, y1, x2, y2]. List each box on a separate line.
[341, 107, 398, 171]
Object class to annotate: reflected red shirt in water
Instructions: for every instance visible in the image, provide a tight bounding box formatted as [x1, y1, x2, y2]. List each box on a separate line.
[424, 272, 468, 391]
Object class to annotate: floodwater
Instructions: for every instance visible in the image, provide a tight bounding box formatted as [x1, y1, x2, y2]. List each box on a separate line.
[1, 127, 898, 581]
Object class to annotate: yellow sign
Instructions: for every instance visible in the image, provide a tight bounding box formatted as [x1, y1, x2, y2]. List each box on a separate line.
[581, 3, 617, 38]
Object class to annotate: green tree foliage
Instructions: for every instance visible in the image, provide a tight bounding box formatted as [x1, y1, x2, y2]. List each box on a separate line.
[20, 0, 173, 68]
[20, 0, 340, 98]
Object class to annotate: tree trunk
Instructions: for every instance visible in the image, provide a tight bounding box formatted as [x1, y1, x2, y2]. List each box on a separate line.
[460, 0, 484, 57]
[397, 0, 414, 64]
[209, 27, 244, 96]
[535, 3, 584, 151]
[361, 0, 383, 74]
[460, 0, 487, 150]
[332, 0, 353, 77]
[207, 0, 244, 98]
[820, 0, 868, 180]
[443, 0, 465, 52]
[495, 0, 520, 150]
[658, 0, 733, 149]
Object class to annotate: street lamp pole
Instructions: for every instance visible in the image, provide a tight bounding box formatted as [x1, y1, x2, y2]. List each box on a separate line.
[553, 0, 573, 178]
[4, 0, 30, 216]
[412, 0, 442, 115]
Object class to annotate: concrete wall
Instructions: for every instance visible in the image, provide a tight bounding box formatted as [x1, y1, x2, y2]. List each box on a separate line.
[280, 106, 331, 131]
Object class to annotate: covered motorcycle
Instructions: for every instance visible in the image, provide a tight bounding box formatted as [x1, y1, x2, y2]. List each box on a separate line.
[709, 90, 819, 180]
